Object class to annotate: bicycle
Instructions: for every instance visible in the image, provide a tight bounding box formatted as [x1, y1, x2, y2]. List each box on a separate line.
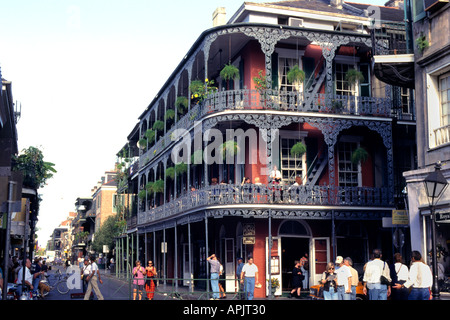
[41, 269, 70, 295]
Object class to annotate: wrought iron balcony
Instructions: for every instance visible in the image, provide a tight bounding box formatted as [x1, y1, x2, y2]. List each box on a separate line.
[203, 88, 391, 117]
[138, 183, 392, 225]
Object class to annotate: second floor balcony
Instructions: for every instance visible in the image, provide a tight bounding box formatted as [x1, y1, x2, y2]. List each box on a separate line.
[138, 183, 392, 225]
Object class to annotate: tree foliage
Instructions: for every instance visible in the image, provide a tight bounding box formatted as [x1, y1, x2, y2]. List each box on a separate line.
[13, 146, 56, 189]
[92, 214, 123, 253]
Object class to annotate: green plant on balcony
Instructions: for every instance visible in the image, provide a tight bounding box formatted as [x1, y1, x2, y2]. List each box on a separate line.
[189, 79, 217, 104]
[222, 140, 239, 161]
[191, 149, 203, 166]
[145, 129, 155, 144]
[152, 120, 164, 132]
[145, 182, 154, 194]
[253, 70, 268, 94]
[138, 138, 147, 149]
[138, 189, 147, 200]
[175, 162, 188, 176]
[176, 96, 189, 114]
[220, 63, 240, 89]
[351, 147, 369, 165]
[415, 34, 429, 53]
[153, 179, 165, 194]
[287, 65, 305, 91]
[165, 166, 175, 180]
[345, 69, 364, 85]
[165, 109, 175, 121]
[290, 141, 307, 157]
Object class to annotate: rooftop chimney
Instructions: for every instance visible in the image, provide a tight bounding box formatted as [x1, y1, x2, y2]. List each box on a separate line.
[330, 0, 343, 9]
[213, 7, 226, 27]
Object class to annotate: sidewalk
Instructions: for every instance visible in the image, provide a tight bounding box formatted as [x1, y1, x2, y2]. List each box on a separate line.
[100, 268, 450, 301]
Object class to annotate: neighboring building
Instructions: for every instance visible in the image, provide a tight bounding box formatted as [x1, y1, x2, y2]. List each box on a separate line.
[71, 197, 94, 260]
[402, 0, 450, 274]
[91, 169, 118, 231]
[119, 0, 415, 298]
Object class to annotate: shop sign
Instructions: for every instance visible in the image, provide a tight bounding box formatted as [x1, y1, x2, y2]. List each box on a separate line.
[243, 236, 255, 245]
[437, 212, 450, 222]
[392, 210, 409, 225]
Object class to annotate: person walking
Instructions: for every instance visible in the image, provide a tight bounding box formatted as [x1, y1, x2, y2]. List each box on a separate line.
[321, 262, 338, 300]
[81, 257, 91, 296]
[393, 251, 433, 300]
[363, 249, 391, 300]
[84, 256, 104, 300]
[390, 253, 409, 300]
[236, 257, 245, 300]
[335, 256, 352, 300]
[132, 260, 145, 300]
[207, 254, 221, 300]
[344, 257, 359, 300]
[240, 257, 259, 300]
[300, 253, 309, 289]
[290, 260, 303, 298]
[144, 260, 157, 300]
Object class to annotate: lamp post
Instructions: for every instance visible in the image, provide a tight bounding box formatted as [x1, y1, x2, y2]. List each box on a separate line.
[423, 162, 448, 300]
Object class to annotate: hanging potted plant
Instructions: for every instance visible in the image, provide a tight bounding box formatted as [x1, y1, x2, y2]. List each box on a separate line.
[345, 69, 364, 85]
[138, 189, 147, 201]
[290, 141, 307, 157]
[175, 162, 188, 176]
[220, 63, 240, 88]
[138, 137, 147, 149]
[165, 109, 175, 121]
[145, 181, 154, 194]
[165, 167, 175, 180]
[351, 147, 369, 165]
[191, 149, 203, 166]
[176, 96, 188, 114]
[153, 179, 165, 194]
[144, 129, 155, 144]
[152, 120, 164, 132]
[221, 140, 239, 161]
[287, 65, 305, 91]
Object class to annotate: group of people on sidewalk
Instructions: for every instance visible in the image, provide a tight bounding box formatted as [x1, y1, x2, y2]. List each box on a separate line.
[131, 260, 158, 300]
[321, 249, 435, 300]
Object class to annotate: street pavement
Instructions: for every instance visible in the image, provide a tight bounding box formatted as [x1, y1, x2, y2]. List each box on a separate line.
[42, 265, 450, 301]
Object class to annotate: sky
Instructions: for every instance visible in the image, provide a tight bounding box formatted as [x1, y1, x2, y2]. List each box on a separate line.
[0, 0, 390, 246]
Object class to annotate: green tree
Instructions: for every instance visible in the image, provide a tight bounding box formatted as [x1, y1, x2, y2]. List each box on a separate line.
[13, 146, 56, 189]
[92, 214, 123, 253]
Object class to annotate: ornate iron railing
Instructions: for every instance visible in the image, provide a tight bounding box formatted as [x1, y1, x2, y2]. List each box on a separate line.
[139, 88, 391, 168]
[138, 184, 391, 225]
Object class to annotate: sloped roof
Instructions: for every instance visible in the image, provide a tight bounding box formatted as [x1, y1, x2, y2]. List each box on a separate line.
[346, 2, 405, 21]
[260, 0, 344, 14]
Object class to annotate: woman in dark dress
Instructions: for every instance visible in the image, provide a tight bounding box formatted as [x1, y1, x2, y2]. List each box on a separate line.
[290, 260, 303, 298]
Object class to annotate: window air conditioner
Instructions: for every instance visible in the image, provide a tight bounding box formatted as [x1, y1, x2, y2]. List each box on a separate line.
[288, 17, 303, 27]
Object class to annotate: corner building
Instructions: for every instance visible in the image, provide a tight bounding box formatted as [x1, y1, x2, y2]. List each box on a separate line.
[119, 1, 416, 298]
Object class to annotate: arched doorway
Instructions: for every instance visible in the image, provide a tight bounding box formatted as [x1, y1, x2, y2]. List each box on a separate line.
[268, 220, 312, 295]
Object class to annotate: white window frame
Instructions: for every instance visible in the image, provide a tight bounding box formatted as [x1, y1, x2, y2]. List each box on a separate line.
[279, 130, 308, 185]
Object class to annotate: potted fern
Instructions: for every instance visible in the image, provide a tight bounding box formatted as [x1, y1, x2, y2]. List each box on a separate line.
[165, 166, 175, 180]
[220, 63, 240, 88]
[345, 69, 364, 85]
[351, 147, 369, 165]
[222, 140, 239, 161]
[287, 65, 305, 91]
[153, 179, 165, 194]
[175, 162, 188, 176]
[138, 138, 147, 150]
[290, 141, 307, 157]
[152, 120, 164, 132]
[144, 129, 155, 144]
[176, 96, 188, 114]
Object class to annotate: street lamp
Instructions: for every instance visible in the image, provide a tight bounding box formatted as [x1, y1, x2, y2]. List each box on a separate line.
[423, 162, 448, 300]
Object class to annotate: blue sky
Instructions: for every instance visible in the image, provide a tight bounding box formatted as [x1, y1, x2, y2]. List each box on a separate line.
[0, 0, 392, 245]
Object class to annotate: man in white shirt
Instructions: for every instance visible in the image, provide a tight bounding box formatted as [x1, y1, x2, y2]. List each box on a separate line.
[393, 251, 432, 300]
[240, 257, 259, 300]
[335, 256, 352, 300]
[84, 256, 104, 300]
[363, 249, 391, 300]
[16, 258, 33, 297]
